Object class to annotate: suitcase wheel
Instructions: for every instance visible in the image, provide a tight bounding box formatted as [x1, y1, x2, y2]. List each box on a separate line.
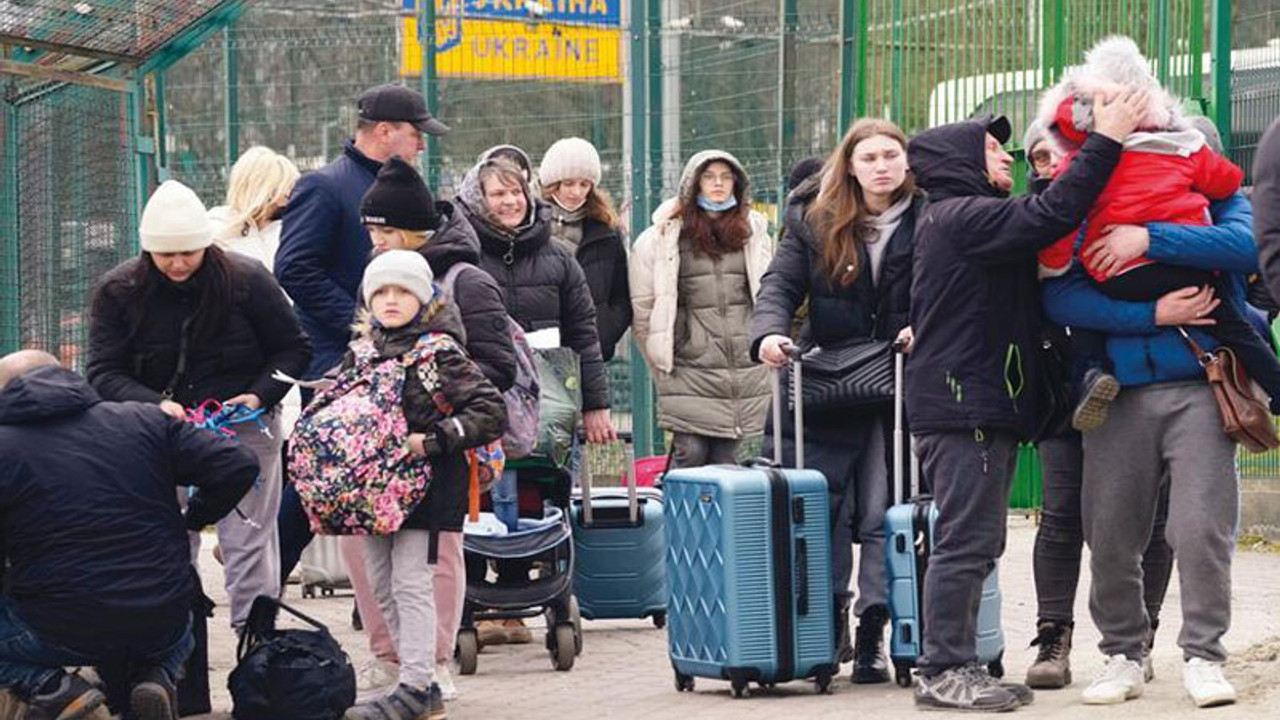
[302, 584, 316, 599]
[549, 623, 576, 672]
[815, 671, 833, 695]
[652, 611, 666, 630]
[730, 677, 748, 698]
[894, 662, 913, 688]
[987, 652, 1005, 679]
[455, 629, 479, 676]
[673, 671, 695, 693]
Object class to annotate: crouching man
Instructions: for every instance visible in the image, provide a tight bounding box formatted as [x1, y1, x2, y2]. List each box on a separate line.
[0, 351, 258, 720]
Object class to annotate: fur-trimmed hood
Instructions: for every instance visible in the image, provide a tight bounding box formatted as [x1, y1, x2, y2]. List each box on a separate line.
[1036, 35, 1187, 151]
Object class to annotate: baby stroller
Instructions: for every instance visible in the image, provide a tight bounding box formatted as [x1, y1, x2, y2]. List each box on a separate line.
[456, 346, 583, 674]
[456, 463, 580, 674]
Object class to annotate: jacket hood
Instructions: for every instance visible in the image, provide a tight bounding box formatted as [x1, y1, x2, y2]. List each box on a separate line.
[908, 118, 1010, 201]
[677, 150, 750, 204]
[477, 144, 536, 183]
[0, 366, 100, 425]
[420, 200, 482, 270]
[466, 199, 553, 260]
[456, 157, 538, 235]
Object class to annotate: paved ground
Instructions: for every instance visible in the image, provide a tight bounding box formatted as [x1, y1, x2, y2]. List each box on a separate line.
[7, 515, 1276, 719]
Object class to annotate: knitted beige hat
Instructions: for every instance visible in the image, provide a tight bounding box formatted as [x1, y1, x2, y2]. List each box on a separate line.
[362, 249, 435, 307]
[140, 180, 213, 253]
[538, 137, 602, 187]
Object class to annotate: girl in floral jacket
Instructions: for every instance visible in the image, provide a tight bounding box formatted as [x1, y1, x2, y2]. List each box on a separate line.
[342, 250, 505, 720]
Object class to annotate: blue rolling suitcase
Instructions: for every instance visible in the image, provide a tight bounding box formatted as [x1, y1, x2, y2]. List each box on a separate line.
[885, 346, 1005, 687]
[664, 353, 836, 697]
[570, 435, 668, 628]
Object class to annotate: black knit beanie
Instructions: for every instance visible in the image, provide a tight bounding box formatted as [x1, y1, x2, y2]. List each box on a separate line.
[360, 157, 440, 231]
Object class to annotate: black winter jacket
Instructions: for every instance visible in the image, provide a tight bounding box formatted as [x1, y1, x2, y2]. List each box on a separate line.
[88, 251, 311, 409]
[752, 184, 923, 356]
[276, 141, 381, 377]
[465, 202, 611, 410]
[1255, 116, 1280, 305]
[0, 366, 257, 655]
[420, 200, 517, 392]
[346, 305, 506, 531]
[575, 218, 632, 362]
[905, 121, 1122, 438]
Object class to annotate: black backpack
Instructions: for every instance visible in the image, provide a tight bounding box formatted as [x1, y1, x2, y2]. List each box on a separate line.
[228, 595, 356, 720]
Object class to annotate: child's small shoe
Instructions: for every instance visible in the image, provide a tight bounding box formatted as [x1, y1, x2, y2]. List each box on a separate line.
[1072, 369, 1120, 432]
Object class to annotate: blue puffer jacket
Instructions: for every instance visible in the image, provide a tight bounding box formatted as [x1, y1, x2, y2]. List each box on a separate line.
[275, 141, 382, 377]
[1043, 192, 1260, 387]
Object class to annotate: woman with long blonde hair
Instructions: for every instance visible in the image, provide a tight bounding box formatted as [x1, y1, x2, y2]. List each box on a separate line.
[750, 117, 923, 683]
[208, 145, 300, 271]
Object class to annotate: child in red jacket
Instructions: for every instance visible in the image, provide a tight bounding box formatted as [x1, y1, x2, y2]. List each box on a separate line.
[1036, 35, 1280, 429]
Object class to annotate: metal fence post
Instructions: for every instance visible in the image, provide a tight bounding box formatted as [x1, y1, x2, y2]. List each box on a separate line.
[418, 0, 440, 189]
[629, 0, 656, 458]
[838, 0, 857, 132]
[1211, 0, 1233, 154]
[2, 100, 19, 354]
[778, 0, 798, 206]
[223, 25, 239, 169]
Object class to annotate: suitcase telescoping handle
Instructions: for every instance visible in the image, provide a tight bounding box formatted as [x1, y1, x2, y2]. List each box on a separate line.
[579, 430, 639, 527]
[771, 345, 805, 468]
[891, 337, 914, 505]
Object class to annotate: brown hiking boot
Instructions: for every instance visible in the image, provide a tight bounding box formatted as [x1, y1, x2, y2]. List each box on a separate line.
[503, 618, 533, 644]
[476, 619, 509, 646]
[1025, 619, 1073, 689]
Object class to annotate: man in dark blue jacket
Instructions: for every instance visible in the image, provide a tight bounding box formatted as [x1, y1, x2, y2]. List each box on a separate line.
[904, 92, 1144, 712]
[274, 84, 449, 583]
[0, 351, 258, 720]
[275, 83, 449, 379]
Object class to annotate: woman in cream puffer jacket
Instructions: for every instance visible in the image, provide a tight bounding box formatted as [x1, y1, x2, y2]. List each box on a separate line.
[630, 149, 773, 468]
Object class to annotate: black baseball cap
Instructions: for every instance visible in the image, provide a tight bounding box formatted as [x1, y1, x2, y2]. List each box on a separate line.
[357, 83, 450, 136]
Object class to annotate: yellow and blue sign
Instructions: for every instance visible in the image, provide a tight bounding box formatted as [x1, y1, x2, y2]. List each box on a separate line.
[400, 0, 622, 83]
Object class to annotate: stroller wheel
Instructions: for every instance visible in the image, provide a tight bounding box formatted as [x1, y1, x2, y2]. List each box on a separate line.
[652, 611, 667, 629]
[456, 629, 479, 676]
[568, 596, 583, 656]
[550, 624, 576, 671]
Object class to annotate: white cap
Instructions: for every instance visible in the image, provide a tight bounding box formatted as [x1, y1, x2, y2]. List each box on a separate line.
[362, 250, 436, 307]
[139, 180, 213, 253]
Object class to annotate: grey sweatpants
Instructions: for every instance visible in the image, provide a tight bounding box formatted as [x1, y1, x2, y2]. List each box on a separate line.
[670, 432, 740, 468]
[190, 410, 283, 629]
[916, 428, 1019, 675]
[1082, 382, 1237, 663]
[364, 529, 437, 689]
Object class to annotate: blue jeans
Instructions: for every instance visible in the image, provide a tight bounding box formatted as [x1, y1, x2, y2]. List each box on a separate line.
[0, 599, 193, 698]
[491, 468, 520, 532]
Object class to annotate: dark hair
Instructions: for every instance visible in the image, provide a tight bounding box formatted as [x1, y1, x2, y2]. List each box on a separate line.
[125, 245, 234, 348]
[678, 160, 752, 259]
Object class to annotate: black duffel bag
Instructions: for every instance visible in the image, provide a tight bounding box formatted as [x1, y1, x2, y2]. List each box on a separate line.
[228, 595, 356, 720]
[784, 338, 894, 411]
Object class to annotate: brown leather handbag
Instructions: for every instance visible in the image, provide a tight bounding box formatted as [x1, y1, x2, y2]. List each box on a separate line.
[1178, 328, 1280, 453]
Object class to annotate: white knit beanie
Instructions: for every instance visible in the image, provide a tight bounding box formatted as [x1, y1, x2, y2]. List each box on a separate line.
[538, 137, 602, 188]
[362, 249, 435, 307]
[140, 180, 213, 253]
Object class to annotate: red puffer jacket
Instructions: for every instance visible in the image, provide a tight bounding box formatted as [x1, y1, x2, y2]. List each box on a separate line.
[1037, 97, 1243, 283]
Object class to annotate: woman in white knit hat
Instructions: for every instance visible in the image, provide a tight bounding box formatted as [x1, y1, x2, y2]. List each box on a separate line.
[207, 146, 300, 272]
[538, 137, 632, 361]
[86, 180, 311, 638]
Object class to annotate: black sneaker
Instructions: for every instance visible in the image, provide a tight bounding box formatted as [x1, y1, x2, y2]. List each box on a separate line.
[914, 664, 1022, 712]
[130, 666, 178, 720]
[851, 604, 891, 684]
[1071, 369, 1119, 432]
[23, 671, 106, 720]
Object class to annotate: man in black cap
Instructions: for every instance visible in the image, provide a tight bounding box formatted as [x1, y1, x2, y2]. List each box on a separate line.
[902, 91, 1144, 713]
[274, 84, 449, 584]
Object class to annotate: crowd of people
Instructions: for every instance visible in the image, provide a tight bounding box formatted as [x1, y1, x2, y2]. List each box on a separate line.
[2, 33, 1280, 720]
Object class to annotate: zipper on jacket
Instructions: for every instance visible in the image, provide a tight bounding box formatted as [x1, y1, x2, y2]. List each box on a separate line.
[714, 254, 743, 438]
[503, 240, 515, 265]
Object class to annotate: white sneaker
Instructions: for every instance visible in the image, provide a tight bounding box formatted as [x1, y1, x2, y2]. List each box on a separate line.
[1183, 658, 1237, 708]
[1142, 653, 1154, 682]
[355, 659, 399, 693]
[1082, 655, 1145, 705]
[435, 663, 459, 701]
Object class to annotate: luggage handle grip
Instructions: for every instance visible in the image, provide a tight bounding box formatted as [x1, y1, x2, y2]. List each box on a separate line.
[771, 346, 804, 468]
[580, 431, 639, 527]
